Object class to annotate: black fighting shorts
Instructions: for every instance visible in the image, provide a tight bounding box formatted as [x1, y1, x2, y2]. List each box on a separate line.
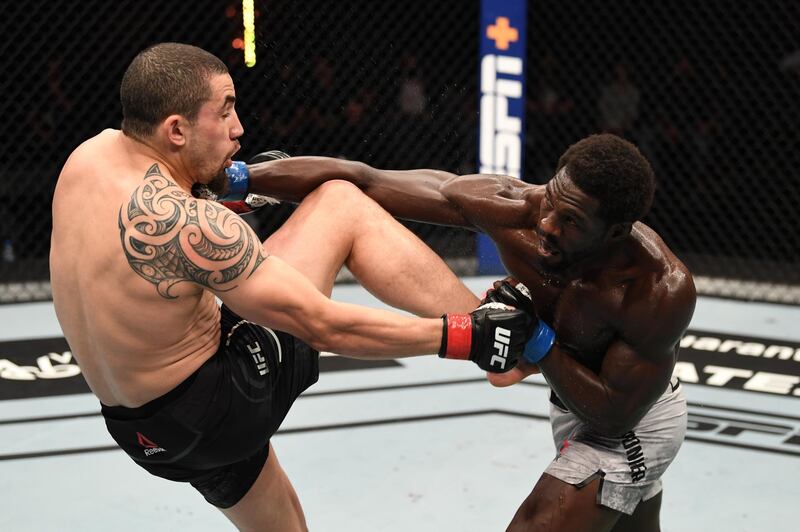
[101, 305, 319, 508]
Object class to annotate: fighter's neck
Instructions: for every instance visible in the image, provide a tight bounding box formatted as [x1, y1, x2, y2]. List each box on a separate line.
[119, 130, 194, 190]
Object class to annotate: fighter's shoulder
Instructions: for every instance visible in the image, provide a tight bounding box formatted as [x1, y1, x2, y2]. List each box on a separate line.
[522, 181, 545, 203]
[440, 174, 540, 228]
[119, 182, 267, 299]
[68, 128, 118, 158]
[488, 177, 541, 221]
[647, 261, 696, 319]
[632, 222, 694, 295]
[490, 174, 539, 196]
[623, 229, 696, 346]
[60, 129, 119, 177]
[446, 173, 537, 196]
[480, 174, 542, 208]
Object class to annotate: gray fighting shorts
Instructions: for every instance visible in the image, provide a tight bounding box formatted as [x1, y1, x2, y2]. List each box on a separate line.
[545, 378, 686, 515]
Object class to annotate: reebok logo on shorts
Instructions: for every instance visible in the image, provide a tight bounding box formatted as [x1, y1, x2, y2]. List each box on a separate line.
[137, 431, 166, 457]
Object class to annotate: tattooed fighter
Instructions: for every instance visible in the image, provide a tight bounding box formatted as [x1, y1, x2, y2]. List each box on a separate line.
[49, 43, 536, 531]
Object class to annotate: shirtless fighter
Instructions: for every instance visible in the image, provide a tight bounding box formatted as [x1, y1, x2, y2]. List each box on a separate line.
[214, 133, 697, 531]
[49, 43, 538, 531]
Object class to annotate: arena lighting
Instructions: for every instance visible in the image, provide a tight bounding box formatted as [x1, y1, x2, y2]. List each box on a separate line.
[243, 0, 256, 67]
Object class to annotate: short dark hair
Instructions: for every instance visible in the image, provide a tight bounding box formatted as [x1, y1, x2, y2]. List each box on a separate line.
[556, 134, 655, 225]
[120, 43, 228, 140]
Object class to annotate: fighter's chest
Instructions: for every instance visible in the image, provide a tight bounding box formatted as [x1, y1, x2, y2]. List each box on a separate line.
[519, 273, 619, 360]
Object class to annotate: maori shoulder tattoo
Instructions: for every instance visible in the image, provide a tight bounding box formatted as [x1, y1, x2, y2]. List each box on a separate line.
[119, 164, 267, 299]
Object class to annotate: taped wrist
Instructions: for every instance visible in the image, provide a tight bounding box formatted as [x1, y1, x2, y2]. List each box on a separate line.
[522, 321, 555, 364]
[218, 161, 250, 201]
[438, 314, 472, 360]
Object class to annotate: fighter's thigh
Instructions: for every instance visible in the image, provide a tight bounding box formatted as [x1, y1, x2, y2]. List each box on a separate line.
[506, 473, 620, 532]
[220, 443, 308, 532]
[263, 180, 370, 296]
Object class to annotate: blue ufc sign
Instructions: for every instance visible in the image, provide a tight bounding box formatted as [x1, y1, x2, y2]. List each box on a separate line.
[477, 0, 526, 274]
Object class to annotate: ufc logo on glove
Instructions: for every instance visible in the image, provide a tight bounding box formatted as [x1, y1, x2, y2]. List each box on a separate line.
[491, 327, 512, 369]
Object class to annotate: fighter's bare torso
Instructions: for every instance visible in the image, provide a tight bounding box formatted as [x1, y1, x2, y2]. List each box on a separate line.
[50, 129, 220, 407]
[491, 186, 690, 373]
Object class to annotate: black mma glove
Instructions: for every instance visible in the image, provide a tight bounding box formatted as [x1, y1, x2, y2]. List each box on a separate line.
[438, 304, 533, 373]
[248, 150, 291, 165]
[481, 277, 556, 365]
[481, 277, 535, 315]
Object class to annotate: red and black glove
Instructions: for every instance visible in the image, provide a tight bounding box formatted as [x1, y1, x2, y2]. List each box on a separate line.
[439, 303, 534, 373]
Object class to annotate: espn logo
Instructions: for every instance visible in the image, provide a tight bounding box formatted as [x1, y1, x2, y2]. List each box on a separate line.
[491, 327, 512, 369]
[479, 54, 523, 178]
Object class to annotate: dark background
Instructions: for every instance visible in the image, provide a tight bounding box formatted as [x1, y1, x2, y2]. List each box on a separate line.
[1, 0, 798, 301]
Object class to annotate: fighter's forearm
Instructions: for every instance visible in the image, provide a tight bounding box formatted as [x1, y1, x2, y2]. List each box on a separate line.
[539, 348, 637, 436]
[247, 156, 470, 226]
[246, 156, 370, 202]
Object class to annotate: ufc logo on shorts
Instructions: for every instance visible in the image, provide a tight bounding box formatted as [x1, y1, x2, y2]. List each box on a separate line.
[248, 342, 268, 376]
[491, 327, 511, 369]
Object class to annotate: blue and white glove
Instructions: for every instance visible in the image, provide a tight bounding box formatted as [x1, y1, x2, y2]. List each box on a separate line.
[193, 150, 290, 214]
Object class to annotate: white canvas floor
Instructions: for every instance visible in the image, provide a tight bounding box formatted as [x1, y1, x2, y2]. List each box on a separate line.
[1, 277, 798, 531]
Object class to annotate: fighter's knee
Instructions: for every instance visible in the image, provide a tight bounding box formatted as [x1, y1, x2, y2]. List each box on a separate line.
[311, 179, 366, 203]
[307, 179, 379, 219]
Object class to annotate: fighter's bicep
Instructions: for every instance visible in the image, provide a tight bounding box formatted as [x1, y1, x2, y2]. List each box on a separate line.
[118, 169, 267, 299]
[599, 340, 674, 411]
[218, 254, 333, 341]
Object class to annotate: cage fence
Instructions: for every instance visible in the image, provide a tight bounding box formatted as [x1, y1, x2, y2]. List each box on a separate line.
[1, 0, 797, 303]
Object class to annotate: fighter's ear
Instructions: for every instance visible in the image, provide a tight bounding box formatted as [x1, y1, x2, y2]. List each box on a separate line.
[162, 114, 187, 146]
[607, 221, 632, 241]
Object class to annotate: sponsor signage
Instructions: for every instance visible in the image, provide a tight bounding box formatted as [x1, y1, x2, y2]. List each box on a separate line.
[0, 337, 398, 401]
[686, 404, 800, 457]
[477, 0, 526, 274]
[676, 329, 800, 397]
[1, 329, 798, 400]
[0, 337, 85, 399]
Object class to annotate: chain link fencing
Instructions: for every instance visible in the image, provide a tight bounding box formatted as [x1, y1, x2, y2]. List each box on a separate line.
[524, 0, 800, 302]
[1, 0, 798, 303]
